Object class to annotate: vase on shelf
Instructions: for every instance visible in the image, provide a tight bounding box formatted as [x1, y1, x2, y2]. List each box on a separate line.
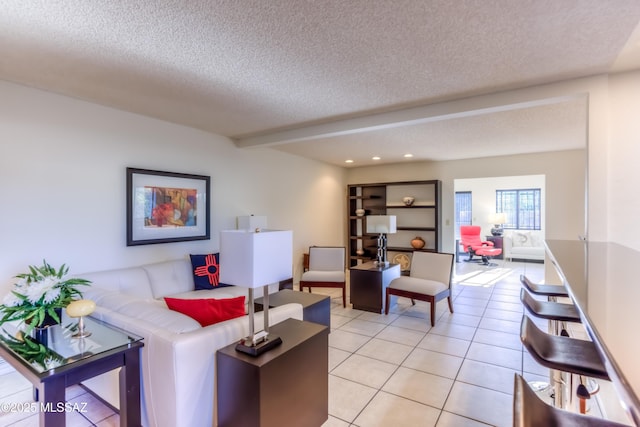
[403, 196, 415, 206]
[411, 236, 426, 249]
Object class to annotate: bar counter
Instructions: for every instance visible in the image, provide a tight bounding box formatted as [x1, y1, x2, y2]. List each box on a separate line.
[545, 240, 640, 425]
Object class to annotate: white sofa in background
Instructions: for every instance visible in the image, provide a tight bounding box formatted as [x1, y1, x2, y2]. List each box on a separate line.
[503, 230, 545, 261]
[75, 259, 302, 427]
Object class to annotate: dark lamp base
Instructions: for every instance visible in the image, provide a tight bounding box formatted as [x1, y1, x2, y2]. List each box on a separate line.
[235, 334, 282, 356]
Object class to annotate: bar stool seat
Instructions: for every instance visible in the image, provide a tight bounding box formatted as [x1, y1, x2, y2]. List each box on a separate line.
[520, 315, 610, 381]
[513, 373, 628, 427]
[520, 288, 581, 323]
[520, 275, 569, 298]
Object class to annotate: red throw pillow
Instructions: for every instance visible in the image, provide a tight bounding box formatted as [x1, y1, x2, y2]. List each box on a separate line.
[164, 296, 246, 327]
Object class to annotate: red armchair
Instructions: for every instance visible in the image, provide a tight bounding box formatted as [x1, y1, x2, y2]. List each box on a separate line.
[459, 225, 502, 265]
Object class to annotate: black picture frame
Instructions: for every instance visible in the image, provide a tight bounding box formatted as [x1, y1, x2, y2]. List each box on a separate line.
[126, 168, 210, 246]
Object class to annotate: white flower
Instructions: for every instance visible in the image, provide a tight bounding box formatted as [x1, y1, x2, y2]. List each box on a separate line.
[23, 277, 59, 304]
[2, 292, 22, 307]
[13, 277, 29, 293]
[43, 288, 61, 304]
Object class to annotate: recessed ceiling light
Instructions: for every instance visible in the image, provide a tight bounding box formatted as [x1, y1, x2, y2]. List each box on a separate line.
[404, 153, 413, 158]
[345, 159, 354, 163]
[372, 156, 381, 160]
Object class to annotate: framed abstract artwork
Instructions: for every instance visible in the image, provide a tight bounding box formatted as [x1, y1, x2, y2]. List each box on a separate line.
[126, 168, 210, 246]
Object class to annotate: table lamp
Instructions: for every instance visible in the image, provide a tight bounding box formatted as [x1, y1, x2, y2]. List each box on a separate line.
[220, 229, 293, 356]
[237, 215, 267, 231]
[489, 213, 507, 236]
[366, 215, 397, 266]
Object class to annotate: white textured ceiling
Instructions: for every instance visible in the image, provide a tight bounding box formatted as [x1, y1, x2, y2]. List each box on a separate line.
[1, 1, 639, 167]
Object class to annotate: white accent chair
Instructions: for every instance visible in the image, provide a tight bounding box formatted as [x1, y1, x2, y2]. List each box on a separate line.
[385, 251, 454, 326]
[300, 247, 347, 307]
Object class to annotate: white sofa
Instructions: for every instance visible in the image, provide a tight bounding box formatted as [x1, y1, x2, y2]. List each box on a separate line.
[503, 230, 545, 261]
[75, 259, 302, 427]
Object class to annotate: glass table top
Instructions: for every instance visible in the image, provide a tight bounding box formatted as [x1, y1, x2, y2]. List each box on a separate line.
[0, 311, 142, 376]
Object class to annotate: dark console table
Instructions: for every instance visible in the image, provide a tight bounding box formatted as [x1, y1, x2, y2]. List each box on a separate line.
[349, 262, 401, 313]
[254, 289, 330, 328]
[216, 318, 329, 427]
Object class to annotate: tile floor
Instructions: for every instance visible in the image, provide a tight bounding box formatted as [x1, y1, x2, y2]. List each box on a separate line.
[0, 259, 609, 426]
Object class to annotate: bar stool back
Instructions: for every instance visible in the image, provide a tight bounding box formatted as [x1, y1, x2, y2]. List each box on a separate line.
[520, 315, 609, 381]
[513, 374, 628, 427]
[520, 274, 569, 298]
[520, 288, 581, 324]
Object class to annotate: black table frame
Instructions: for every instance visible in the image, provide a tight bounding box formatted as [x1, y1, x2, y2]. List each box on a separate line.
[0, 332, 143, 427]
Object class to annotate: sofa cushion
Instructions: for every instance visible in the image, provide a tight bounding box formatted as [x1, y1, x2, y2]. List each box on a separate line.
[78, 267, 155, 300]
[511, 231, 533, 247]
[164, 296, 246, 327]
[117, 300, 202, 333]
[190, 253, 233, 290]
[144, 260, 194, 299]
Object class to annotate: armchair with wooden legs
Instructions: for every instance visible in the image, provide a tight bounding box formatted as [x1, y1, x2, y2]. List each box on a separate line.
[300, 246, 347, 308]
[385, 251, 454, 326]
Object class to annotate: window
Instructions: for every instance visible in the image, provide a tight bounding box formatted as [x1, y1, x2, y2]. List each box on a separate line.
[455, 191, 472, 237]
[496, 189, 541, 230]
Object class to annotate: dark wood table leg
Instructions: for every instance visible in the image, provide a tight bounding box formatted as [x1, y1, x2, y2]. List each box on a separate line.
[40, 375, 66, 426]
[119, 347, 142, 427]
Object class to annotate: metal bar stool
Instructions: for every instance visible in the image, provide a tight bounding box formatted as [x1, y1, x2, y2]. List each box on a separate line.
[520, 288, 580, 333]
[520, 275, 576, 406]
[520, 274, 569, 298]
[520, 315, 610, 412]
[520, 286, 600, 412]
[513, 374, 628, 427]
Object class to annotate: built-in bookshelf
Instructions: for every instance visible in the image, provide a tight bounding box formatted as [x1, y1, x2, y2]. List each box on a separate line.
[347, 180, 442, 267]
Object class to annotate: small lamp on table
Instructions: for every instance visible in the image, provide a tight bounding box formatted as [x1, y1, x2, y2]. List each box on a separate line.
[366, 215, 397, 266]
[220, 229, 293, 356]
[489, 213, 507, 236]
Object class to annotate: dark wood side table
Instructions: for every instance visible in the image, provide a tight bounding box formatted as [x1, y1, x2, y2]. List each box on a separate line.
[216, 318, 329, 427]
[486, 235, 504, 259]
[0, 314, 143, 427]
[278, 277, 294, 290]
[254, 289, 331, 328]
[349, 262, 401, 313]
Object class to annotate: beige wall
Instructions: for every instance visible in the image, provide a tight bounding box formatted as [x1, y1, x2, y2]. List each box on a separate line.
[1, 68, 638, 286]
[0, 81, 346, 285]
[607, 70, 640, 250]
[346, 149, 586, 253]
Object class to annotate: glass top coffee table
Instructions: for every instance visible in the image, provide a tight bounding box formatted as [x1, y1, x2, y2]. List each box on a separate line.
[0, 312, 143, 426]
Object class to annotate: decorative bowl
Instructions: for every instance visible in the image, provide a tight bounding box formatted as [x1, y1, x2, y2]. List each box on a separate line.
[355, 209, 365, 216]
[411, 236, 426, 249]
[403, 196, 415, 206]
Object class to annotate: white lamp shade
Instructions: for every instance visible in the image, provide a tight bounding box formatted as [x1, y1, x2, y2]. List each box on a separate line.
[366, 215, 397, 234]
[489, 213, 507, 224]
[237, 215, 267, 230]
[219, 229, 292, 288]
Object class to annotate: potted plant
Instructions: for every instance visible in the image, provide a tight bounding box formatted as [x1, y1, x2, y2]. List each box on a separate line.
[0, 260, 91, 334]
